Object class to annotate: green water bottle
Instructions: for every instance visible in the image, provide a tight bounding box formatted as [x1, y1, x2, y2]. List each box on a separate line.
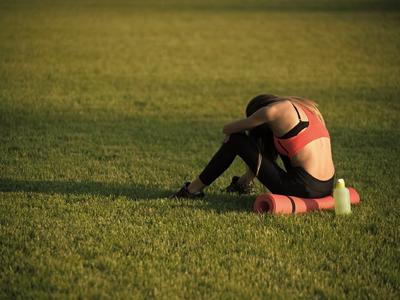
[333, 178, 351, 215]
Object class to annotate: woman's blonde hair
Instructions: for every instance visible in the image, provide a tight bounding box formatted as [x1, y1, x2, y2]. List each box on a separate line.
[281, 96, 325, 126]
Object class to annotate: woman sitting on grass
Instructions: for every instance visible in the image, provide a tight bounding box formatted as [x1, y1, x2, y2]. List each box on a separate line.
[172, 94, 335, 199]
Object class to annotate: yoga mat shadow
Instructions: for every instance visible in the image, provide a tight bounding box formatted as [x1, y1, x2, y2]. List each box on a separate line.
[254, 187, 360, 214]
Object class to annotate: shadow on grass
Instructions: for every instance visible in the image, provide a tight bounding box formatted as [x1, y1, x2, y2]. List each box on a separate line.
[203, 192, 256, 213]
[0, 178, 169, 200]
[0, 178, 255, 213]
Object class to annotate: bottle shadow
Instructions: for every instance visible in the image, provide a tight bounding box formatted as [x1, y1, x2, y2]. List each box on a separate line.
[0, 178, 254, 213]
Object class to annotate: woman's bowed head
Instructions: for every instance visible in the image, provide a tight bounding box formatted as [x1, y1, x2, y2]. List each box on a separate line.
[171, 94, 335, 199]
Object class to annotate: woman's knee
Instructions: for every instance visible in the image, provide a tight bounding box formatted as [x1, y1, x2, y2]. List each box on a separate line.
[224, 132, 259, 164]
[225, 132, 249, 147]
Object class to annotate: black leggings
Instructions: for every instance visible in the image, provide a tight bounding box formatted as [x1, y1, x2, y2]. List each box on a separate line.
[199, 133, 334, 198]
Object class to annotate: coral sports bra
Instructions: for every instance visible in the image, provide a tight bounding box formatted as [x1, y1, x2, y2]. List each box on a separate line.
[273, 104, 330, 158]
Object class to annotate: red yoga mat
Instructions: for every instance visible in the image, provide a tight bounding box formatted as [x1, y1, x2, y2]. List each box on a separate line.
[253, 188, 360, 214]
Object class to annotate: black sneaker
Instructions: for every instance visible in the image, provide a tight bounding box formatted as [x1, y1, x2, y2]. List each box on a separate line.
[225, 176, 252, 194]
[170, 182, 205, 199]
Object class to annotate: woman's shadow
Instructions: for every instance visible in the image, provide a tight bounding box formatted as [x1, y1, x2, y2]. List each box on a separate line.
[0, 178, 254, 213]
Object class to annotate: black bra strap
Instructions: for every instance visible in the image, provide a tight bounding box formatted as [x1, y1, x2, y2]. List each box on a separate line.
[292, 103, 301, 121]
[279, 121, 309, 139]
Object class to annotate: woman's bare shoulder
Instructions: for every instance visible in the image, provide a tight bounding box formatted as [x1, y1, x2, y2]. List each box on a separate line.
[264, 100, 292, 119]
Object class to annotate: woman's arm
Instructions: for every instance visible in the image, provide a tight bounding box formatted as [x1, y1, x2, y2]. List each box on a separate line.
[222, 105, 278, 135]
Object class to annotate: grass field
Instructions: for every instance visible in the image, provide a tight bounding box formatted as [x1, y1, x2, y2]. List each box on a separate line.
[1, 0, 400, 298]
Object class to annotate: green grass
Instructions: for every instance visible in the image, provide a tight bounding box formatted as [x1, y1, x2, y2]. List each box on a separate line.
[1, 0, 399, 298]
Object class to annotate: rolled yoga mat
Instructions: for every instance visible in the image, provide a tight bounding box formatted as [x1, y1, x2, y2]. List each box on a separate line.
[253, 187, 360, 214]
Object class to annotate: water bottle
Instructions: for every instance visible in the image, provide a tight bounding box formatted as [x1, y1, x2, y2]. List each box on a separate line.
[333, 178, 351, 215]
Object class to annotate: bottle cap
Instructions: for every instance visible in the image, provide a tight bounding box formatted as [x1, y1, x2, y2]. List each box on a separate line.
[336, 178, 345, 189]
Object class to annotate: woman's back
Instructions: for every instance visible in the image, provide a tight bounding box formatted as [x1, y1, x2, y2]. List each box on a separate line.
[269, 100, 335, 181]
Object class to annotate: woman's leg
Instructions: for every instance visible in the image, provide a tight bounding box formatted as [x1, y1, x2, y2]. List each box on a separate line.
[192, 133, 296, 195]
[238, 167, 256, 187]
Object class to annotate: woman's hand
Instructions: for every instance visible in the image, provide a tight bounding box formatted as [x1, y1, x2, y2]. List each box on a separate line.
[222, 122, 236, 135]
[223, 134, 230, 143]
